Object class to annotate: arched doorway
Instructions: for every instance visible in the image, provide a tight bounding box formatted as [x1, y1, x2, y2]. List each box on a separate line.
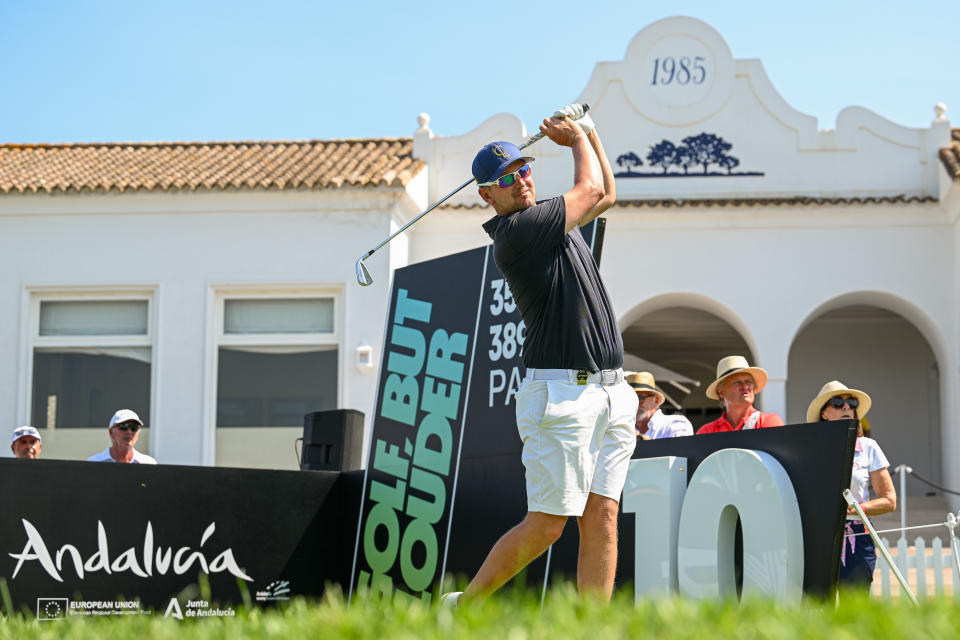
[787, 305, 941, 497]
[621, 306, 755, 430]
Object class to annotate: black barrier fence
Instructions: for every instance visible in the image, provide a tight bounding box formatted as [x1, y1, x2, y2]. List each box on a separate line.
[437, 421, 857, 598]
[0, 420, 855, 614]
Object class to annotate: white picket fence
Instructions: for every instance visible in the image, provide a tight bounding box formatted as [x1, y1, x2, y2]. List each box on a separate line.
[874, 536, 959, 600]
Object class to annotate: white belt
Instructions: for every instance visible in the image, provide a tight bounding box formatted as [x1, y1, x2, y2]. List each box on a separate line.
[527, 367, 623, 386]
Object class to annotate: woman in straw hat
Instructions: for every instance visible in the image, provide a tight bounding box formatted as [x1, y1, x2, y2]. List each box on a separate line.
[696, 355, 784, 434]
[807, 380, 896, 589]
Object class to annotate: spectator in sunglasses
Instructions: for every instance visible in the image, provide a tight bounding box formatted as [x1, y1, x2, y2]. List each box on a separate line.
[806, 380, 895, 591]
[87, 409, 157, 464]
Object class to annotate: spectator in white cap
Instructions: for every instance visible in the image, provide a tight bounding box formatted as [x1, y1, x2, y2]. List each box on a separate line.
[626, 372, 693, 439]
[696, 355, 784, 434]
[10, 426, 42, 459]
[87, 409, 157, 464]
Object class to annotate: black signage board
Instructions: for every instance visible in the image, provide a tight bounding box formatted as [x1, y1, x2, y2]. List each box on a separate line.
[0, 458, 349, 613]
[439, 421, 857, 597]
[618, 420, 858, 596]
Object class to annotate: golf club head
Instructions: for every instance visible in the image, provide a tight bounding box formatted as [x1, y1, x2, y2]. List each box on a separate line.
[356, 257, 373, 286]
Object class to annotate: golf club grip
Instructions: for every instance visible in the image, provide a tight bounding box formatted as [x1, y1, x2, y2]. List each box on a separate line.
[519, 103, 590, 151]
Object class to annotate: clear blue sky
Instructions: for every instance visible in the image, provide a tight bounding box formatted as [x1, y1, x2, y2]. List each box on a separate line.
[2, 0, 957, 144]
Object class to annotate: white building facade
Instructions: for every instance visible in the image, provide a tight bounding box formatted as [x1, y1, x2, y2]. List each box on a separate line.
[2, 18, 958, 509]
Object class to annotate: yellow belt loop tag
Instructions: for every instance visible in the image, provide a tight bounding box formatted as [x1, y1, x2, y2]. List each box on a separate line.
[577, 369, 588, 386]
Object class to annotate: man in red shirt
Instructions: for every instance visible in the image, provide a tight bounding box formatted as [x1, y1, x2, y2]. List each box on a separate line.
[697, 355, 784, 434]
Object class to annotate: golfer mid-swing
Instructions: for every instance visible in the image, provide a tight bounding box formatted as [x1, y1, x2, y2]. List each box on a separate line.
[443, 106, 638, 605]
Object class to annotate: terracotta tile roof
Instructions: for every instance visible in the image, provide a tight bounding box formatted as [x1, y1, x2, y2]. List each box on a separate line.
[615, 195, 938, 207]
[445, 194, 937, 209]
[940, 128, 960, 181]
[0, 138, 424, 195]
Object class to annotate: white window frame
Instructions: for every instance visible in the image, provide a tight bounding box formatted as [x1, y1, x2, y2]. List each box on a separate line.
[18, 286, 158, 430]
[203, 284, 344, 465]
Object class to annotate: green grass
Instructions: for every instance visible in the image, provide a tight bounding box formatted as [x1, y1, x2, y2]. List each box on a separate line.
[1, 585, 958, 640]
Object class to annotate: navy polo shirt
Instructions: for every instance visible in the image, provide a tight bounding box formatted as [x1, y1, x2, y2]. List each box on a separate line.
[481, 196, 623, 372]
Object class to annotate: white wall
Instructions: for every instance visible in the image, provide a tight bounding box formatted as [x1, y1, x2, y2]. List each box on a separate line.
[0, 187, 419, 467]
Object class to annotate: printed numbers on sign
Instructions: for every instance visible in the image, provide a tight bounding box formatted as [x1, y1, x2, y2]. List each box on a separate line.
[488, 321, 525, 362]
[489, 279, 516, 316]
[651, 56, 706, 86]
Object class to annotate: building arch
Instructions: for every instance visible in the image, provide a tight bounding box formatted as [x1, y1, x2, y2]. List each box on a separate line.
[619, 293, 762, 429]
[786, 291, 946, 497]
[791, 290, 948, 371]
[619, 292, 760, 363]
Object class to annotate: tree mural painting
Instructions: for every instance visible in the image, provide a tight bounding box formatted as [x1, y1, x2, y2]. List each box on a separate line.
[677, 145, 697, 175]
[647, 140, 677, 174]
[614, 132, 763, 178]
[682, 133, 731, 174]
[718, 154, 740, 174]
[616, 151, 643, 175]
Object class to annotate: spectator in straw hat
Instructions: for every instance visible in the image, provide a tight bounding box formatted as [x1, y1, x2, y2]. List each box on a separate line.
[696, 355, 784, 434]
[807, 380, 895, 590]
[10, 426, 42, 459]
[626, 372, 693, 439]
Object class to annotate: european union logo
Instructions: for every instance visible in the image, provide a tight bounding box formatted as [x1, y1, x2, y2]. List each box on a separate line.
[37, 598, 68, 621]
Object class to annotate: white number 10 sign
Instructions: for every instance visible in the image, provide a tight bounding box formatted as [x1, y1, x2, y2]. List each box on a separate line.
[622, 449, 805, 603]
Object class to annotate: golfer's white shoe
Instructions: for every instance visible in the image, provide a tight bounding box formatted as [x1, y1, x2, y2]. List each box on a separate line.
[440, 591, 462, 608]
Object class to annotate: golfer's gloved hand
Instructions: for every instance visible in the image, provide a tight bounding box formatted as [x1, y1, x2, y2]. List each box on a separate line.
[553, 104, 595, 134]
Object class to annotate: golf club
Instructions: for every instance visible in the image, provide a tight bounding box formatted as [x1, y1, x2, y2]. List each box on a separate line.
[355, 104, 590, 286]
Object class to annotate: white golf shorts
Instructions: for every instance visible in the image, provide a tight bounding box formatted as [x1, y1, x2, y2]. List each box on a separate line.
[514, 369, 639, 516]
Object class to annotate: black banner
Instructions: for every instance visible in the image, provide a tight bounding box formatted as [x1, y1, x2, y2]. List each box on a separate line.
[0, 459, 350, 615]
[350, 247, 485, 602]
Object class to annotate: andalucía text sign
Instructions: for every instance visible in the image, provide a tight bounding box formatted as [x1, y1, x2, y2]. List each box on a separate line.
[0, 459, 346, 616]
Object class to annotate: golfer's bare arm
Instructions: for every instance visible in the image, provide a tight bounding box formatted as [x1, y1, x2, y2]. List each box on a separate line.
[578, 128, 616, 227]
[539, 117, 603, 233]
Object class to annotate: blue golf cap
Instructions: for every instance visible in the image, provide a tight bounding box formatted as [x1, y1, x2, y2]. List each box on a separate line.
[472, 141, 535, 185]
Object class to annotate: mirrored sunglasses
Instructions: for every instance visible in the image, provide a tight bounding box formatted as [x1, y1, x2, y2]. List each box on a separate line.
[827, 396, 859, 410]
[479, 164, 531, 188]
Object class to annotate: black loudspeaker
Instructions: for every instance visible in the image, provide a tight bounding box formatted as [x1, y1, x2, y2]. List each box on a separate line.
[301, 409, 365, 471]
